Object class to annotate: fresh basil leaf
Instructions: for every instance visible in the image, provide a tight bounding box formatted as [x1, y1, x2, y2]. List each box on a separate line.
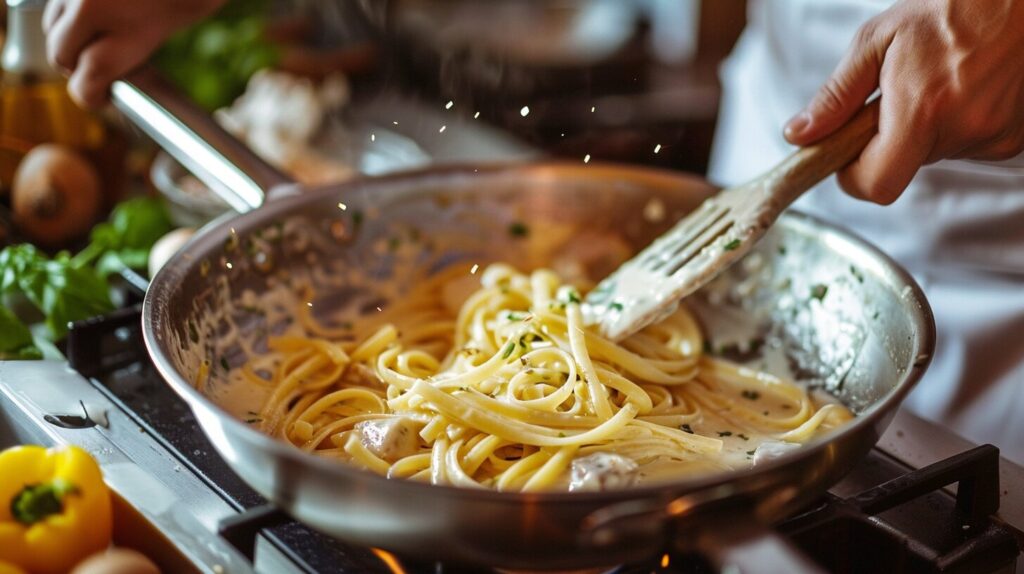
[108, 197, 173, 251]
[0, 305, 40, 359]
[72, 197, 173, 275]
[1, 244, 114, 340]
[154, 1, 277, 111]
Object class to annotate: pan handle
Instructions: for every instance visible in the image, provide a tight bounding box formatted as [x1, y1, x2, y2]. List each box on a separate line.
[582, 493, 825, 573]
[110, 66, 294, 213]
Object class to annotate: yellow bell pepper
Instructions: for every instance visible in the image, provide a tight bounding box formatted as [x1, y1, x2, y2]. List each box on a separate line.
[0, 445, 112, 574]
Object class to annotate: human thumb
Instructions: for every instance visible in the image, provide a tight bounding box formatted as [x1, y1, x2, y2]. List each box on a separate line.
[784, 24, 889, 146]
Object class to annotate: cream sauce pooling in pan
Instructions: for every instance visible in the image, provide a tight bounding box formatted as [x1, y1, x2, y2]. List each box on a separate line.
[202, 262, 853, 492]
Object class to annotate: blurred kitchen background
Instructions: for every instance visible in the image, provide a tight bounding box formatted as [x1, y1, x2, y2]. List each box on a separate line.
[0, 0, 746, 251]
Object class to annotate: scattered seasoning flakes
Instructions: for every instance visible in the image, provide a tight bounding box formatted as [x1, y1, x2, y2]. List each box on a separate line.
[778, 245, 787, 255]
[370, 133, 375, 142]
[718, 431, 733, 437]
[810, 284, 829, 301]
[470, 264, 479, 274]
[873, 311, 880, 320]
[508, 222, 529, 237]
[680, 424, 694, 434]
[245, 418, 262, 424]
[850, 265, 864, 283]
[763, 410, 770, 416]
[609, 302, 624, 312]
[388, 237, 401, 251]
[445, 100, 454, 109]
[520, 106, 530, 117]
[439, 125, 447, 133]
[220, 357, 230, 371]
[737, 433, 750, 441]
[338, 202, 347, 210]
[352, 210, 364, 227]
[740, 390, 761, 401]
[340, 321, 353, 330]
[724, 239, 742, 251]
[473, 111, 480, 119]
[188, 321, 199, 344]
[653, 144, 662, 154]
[781, 403, 792, 410]
[558, 432, 566, 438]
[501, 342, 516, 359]
[224, 230, 239, 252]
[746, 449, 756, 456]
[583, 154, 591, 164]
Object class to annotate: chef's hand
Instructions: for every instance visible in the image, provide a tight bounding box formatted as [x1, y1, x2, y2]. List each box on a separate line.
[43, 0, 226, 108]
[783, 0, 1024, 204]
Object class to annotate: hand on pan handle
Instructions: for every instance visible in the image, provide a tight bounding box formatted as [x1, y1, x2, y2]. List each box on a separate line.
[43, 0, 226, 109]
[783, 0, 1024, 205]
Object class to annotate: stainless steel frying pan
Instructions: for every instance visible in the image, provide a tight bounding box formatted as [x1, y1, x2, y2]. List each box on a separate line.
[112, 69, 935, 571]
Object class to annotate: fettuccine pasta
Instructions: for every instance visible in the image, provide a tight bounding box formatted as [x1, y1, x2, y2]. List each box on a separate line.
[239, 264, 853, 492]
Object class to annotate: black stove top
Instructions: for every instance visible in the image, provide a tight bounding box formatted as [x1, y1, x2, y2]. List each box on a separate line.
[66, 304, 1020, 574]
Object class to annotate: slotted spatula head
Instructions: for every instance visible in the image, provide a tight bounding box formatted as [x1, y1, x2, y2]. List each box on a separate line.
[585, 100, 880, 340]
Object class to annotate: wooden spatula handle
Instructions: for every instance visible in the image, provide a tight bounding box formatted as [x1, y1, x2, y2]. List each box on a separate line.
[766, 99, 881, 205]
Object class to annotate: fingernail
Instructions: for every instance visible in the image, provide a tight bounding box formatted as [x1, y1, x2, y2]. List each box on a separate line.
[784, 111, 811, 139]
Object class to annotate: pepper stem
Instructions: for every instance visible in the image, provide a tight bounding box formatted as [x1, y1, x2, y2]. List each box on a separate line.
[10, 478, 78, 524]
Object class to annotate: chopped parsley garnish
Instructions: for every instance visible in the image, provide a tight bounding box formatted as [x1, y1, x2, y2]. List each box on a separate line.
[724, 238, 742, 251]
[566, 291, 582, 304]
[810, 284, 829, 302]
[740, 390, 761, 401]
[506, 312, 527, 321]
[872, 311, 880, 320]
[188, 321, 199, 344]
[746, 449, 757, 456]
[778, 245, 787, 255]
[737, 433, 750, 441]
[680, 424, 694, 434]
[220, 357, 230, 371]
[351, 210, 364, 227]
[508, 222, 529, 237]
[717, 431, 733, 437]
[609, 302, 624, 311]
[558, 432, 566, 438]
[850, 265, 864, 283]
[245, 418, 262, 424]
[501, 342, 516, 359]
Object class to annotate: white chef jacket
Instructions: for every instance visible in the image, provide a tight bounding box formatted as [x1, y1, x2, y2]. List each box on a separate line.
[709, 0, 1024, 463]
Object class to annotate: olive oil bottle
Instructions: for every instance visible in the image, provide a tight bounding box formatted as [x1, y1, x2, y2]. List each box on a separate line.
[0, 0, 106, 194]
